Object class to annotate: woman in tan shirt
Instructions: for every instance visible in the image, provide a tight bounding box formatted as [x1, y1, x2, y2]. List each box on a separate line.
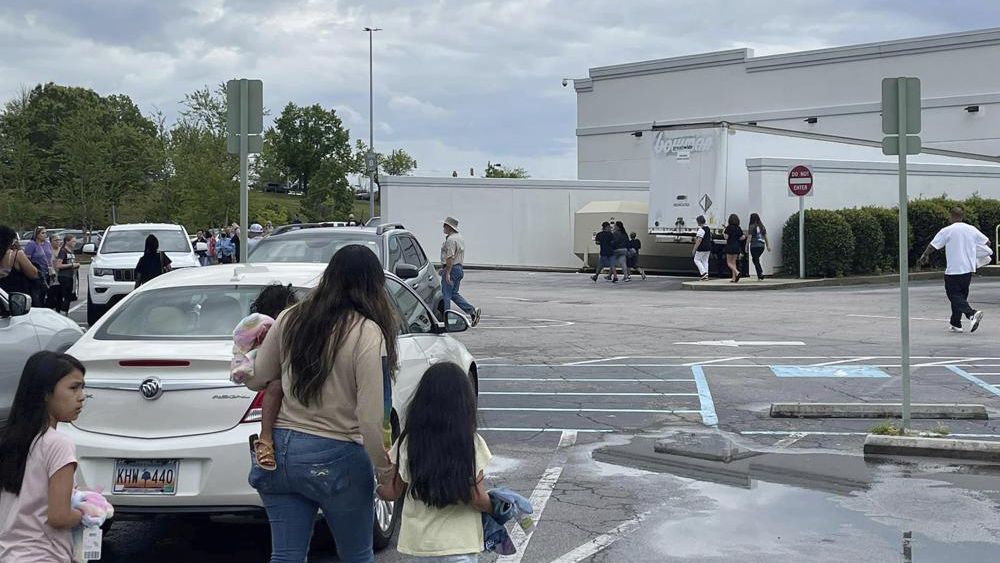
[247, 245, 400, 563]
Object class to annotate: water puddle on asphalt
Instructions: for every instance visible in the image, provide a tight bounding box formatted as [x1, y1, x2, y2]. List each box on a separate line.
[595, 440, 1000, 562]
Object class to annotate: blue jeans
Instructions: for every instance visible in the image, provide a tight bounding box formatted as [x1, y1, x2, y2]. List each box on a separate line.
[249, 428, 375, 563]
[442, 264, 475, 315]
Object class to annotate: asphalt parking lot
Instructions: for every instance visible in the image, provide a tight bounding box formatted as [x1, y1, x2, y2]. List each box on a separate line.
[80, 268, 1000, 562]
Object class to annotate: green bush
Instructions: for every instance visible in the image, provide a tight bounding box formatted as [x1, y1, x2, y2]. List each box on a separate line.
[782, 209, 855, 277]
[838, 208, 885, 274]
[862, 206, 905, 272]
[907, 198, 954, 268]
[963, 195, 1000, 265]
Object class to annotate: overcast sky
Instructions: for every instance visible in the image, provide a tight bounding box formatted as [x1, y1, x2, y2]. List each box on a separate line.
[1, 1, 998, 179]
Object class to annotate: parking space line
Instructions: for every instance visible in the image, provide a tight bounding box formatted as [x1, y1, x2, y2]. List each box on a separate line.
[480, 392, 698, 397]
[562, 356, 630, 366]
[690, 365, 718, 427]
[945, 365, 1000, 398]
[741, 430, 1000, 438]
[480, 408, 701, 414]
[773, 433, 807, 448]
[682, 356, 745, 366]
[547, 513, 648, 563]
[480, 428, 614, 433]
[810, 357, 878, 366]
[497, 430, 576, 563]
[915, 358, 989, 367]
[479, 377, 694, 383]
[68, 302, 86, 314]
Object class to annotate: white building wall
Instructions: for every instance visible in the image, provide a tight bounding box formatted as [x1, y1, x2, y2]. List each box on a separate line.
[576, 28, 1000, 181]
[749, 158, 1000, 275]
[380, 177, 648, 269]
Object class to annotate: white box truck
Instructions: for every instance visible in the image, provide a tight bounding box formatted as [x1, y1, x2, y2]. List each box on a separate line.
[647, 123, 1000, 274]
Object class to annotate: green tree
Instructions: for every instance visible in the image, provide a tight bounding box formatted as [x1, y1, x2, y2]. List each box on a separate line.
[352, 140, 418, 177]
[485, 161, 529, 178]
[272, 103, 352, 195]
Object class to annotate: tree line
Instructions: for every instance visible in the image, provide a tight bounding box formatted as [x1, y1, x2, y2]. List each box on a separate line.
[0, 82, 417, 231]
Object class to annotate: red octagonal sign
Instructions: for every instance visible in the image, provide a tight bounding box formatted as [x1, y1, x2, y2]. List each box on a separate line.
[788, 165, 813, 197]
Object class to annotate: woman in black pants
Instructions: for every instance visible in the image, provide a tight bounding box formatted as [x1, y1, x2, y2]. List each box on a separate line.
[746, 213, 771, 280]
[724, 214, 745, 283]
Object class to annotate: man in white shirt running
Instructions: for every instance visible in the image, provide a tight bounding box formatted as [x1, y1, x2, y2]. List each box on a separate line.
[918, 206, 987, 333]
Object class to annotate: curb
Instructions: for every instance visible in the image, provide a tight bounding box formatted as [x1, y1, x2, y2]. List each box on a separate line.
[769, 402, 988, 420]
[863, 434, 1000, 461]
[682, 271, 945, 291]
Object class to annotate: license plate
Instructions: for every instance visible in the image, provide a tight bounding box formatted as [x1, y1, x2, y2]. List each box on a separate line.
[113, 459, 178, 495]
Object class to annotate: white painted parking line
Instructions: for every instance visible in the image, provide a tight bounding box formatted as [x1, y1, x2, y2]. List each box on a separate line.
[915, 358, 989, 368]
[68, 301, 86, 314]
[547, 513, 648, 563]
[478, 319, 576, 330]
[848, 314, 944, 322]
[674, 340, 806, 347]
[480, 428, 614, 433]
[690, 366, 718, 427]
[562, 356, 630, 366]
[483, 363, 1000, 369]
[479, 378, 696, 383]
[773, 433, 807, 448]
[741, 430, 1000, 438]
[497, 430, 576, 563]
[682, 356, 745, 366]
[810, 357, 879, 366]
[945, 366, 1000, 398]
[480, 392, 698, 397]
[480, 408, 701, 414]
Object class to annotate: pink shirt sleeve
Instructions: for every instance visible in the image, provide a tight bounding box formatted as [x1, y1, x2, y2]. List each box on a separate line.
[43, 430, 77, 478]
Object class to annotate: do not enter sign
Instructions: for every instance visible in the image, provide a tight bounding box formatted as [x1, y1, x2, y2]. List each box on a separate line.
[788, 165, 813, 197]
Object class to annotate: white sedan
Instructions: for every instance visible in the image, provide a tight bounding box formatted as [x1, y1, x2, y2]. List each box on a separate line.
[63, 262, 478, 550]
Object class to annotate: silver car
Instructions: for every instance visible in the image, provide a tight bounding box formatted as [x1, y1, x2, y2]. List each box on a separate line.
[0, 288, 84, 425]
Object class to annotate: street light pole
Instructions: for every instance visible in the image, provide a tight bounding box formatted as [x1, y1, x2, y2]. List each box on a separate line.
[364, 26, 381, 222]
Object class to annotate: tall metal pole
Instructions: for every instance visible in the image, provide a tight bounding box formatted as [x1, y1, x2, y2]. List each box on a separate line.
[799, 196, 805, 279]
[897, 77, 911, 430]
[367, 28, 377, 221]
[239, 79, 249, 264]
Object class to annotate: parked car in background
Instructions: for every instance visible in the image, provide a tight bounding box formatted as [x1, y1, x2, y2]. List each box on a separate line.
[83, 223, 200, 326]
[62, 262, 476, 549]
[248, 223, 445, 318]
[0, 288, 84, 427]
[269, 222, 348, 237]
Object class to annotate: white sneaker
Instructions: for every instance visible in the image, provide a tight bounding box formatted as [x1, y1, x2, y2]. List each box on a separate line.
[970, 310, 984, 333]
[949, 325, 964, 333]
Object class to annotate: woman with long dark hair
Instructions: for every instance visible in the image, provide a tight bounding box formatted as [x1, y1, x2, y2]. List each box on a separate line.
[613, 221, 630, 282]
[0, 352, 88, 561]
[379, 362, 492, 562]
[134, 234, 171, 288]
[724, 214, 745, 283]
[22, 226, 52, 307]
[247, 244, 400, 562]
[746, 213, 771, 281]
[52, 234, 79, 314]
[0, 225, 38, 296]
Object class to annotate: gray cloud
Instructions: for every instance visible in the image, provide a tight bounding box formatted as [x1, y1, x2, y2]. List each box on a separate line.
[1, 1, 996, 178]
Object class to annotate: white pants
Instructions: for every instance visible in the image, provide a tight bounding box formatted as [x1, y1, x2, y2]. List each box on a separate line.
[694, 251, 711, 276]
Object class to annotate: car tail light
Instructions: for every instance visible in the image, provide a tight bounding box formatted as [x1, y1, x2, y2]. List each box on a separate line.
[241, 391, 265, 423]
[119, 360, 191, 367]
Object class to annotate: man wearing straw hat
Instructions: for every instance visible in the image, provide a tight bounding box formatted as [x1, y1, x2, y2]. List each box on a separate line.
[440, 216, 481, 327]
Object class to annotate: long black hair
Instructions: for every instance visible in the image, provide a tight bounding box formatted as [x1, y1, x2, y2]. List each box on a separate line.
[251, 283, 298, 319]
[281, 245, 400, 407]
[749, 213, 765, 230]
[728, 214, 740, 227]
[0, 351, 86, 495]
[144, 234, 159, 255]
[399, 362, 478, 508]
[0, 225, 16, 250]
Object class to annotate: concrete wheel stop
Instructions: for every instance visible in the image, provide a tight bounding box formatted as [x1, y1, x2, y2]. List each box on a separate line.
[770, 402, 988, 420]
[652, 430, 757, 463]
[864, 434, 1000, 462]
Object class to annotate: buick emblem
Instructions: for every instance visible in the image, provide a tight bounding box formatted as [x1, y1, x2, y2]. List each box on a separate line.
[139, 377, 163, 401]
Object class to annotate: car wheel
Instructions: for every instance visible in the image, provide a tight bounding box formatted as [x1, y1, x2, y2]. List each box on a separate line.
[86, 293, 105, 326]
[372, 411, 403, 550]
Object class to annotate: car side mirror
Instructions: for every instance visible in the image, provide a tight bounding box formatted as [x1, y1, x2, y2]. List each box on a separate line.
[82, 243, 96, 255]
[395, 263, 419, 280]
[9, 292, 31, 317]
[445, 310, 469, 333]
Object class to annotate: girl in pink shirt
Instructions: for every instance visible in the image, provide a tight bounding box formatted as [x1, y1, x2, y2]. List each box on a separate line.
[0, 352, 88, 562]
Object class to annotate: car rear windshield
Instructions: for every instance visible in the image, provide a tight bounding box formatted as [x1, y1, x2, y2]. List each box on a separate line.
[95, 285, 309, 340]
[248, 235, 382, 265]
[101, 229, 190, 254]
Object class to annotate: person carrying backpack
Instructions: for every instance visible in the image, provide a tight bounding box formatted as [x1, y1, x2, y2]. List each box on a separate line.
[692, 215, 713, 281]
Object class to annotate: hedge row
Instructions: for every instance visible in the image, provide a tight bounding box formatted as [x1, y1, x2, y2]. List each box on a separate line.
[781, 196, 1000, 277]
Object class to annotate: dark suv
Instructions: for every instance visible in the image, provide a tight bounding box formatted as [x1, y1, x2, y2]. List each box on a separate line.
[247, 223, 444, 318]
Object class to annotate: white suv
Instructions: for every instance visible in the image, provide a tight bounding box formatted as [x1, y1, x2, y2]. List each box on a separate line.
[84, 223, 200, 326]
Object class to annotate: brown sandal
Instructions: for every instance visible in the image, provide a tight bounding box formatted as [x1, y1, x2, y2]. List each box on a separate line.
[254, 439, 277, 471]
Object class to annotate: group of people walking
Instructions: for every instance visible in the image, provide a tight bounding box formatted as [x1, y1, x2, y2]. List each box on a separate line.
[693, 213, 771, 282]
[592, 221, 646, 283]
[0, 226, 79, 314]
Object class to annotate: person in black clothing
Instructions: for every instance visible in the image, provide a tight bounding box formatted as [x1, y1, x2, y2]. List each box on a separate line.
[0, 225, 39, 296]
[591, 222, 617, 282]
[627, 232, 646, 280]
[745, 213, 771, 281]
[52, 235, 79, 314]
[613, 221, 630, 282]
[135, 234, 172, 288]
[724, 214, 745, 283]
